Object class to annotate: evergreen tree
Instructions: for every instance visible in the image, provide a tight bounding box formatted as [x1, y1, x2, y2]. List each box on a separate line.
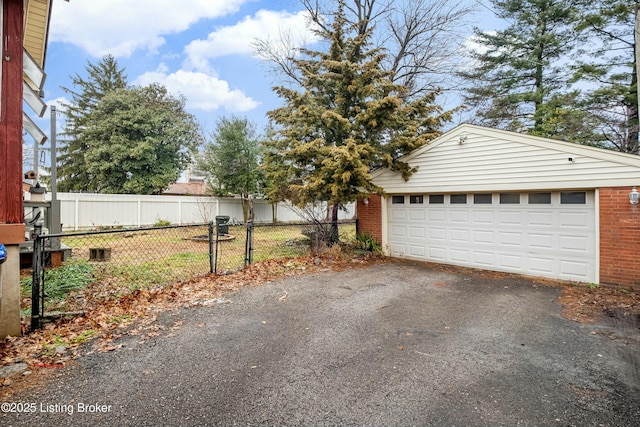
[574, 0, 638, 153]
[57, 55, 128, 191]
[264, 1, 451, 242]
[82, 84, 201, 194]
[459, 0, 586, 137]
[196, 116, 263, 222]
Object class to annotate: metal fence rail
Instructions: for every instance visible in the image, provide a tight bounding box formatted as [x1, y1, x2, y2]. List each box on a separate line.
[248, 221, 357, 264]
[27, 219, 357, 330]
[29, 223, 215, 329]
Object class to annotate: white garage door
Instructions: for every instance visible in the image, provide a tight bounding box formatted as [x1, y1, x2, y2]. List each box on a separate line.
[388, 191, 596, 282]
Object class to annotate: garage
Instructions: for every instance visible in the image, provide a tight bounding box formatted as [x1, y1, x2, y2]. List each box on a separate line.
[387, 191, 596, 282]
[358, 124, 640, 286]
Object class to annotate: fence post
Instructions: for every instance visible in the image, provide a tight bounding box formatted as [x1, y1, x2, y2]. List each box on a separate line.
[244, 220, 254, 267]
[30, 223, 44, 330]
[208, 221, 214, 274]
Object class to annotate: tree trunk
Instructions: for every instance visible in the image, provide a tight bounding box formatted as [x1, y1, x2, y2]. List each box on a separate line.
[330, 203, 339, 245]
[241, 194, 254, 223]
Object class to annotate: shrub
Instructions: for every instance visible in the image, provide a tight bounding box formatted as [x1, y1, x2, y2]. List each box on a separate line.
[355, 232, 381, 253]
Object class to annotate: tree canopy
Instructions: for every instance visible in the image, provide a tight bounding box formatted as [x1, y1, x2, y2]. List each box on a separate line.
[263, 0, 452, 238]
[458, 0, 585, 135]
[459, 0, 638, 152]
[57, 56, 201, 194]
[58, 55, 128, 192]
[82, 84, 201, 194]
[196, 116, 263, 222]
[573, 0, 638, 153]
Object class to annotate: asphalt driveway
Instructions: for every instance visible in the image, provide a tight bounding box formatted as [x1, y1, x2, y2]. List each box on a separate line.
[2, 260, 639, 426]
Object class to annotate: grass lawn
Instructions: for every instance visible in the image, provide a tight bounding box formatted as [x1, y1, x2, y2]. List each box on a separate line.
[21, 223, 357, 314]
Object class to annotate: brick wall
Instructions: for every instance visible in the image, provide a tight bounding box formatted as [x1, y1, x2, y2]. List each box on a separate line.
[356, 195, 383, 244]
[600, 187, 640, 288]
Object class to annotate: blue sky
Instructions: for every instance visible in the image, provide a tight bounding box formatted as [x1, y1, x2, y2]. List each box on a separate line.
[29, 0, 502, 172]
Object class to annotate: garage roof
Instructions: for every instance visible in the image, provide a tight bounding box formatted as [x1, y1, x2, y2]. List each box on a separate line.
[372, 124, 640, 193]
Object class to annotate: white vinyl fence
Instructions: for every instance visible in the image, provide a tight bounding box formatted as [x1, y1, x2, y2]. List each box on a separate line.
[47, 193, 355, 231]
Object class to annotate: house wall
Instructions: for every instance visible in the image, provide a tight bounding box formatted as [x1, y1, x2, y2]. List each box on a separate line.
[356, 195, 383, 244]
[599, 187, 640, 288]
[373, 126, 640, 194]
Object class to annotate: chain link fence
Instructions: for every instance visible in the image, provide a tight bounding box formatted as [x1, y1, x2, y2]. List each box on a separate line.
[25, 219, 357, 329]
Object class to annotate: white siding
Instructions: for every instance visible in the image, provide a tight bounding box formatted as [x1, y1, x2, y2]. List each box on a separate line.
[373, 125, 640, 193]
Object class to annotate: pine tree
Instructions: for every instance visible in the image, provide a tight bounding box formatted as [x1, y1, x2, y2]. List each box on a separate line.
[57, 55, 128, 192]
[264, 1, 451, 242]
[196, 116, 263, 222]
[574, 0, 638, 153]
[459, 0, 585, 137]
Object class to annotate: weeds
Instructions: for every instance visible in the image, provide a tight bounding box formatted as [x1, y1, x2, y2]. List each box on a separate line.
[21, 260, 94, 303]
[355, 232, 382, 253]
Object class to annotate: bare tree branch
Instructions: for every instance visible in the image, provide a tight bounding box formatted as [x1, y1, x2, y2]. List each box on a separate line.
[255, 0, 473, 99]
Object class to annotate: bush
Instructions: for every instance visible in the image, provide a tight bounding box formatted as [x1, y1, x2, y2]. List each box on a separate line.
[355, 232, 381, 253]
[154, 219, 172, 227]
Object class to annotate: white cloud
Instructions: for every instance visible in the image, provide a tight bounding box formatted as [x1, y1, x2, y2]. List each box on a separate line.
[49, 0, 251, 57]
[46, 97, 70, 113]
[461, 31, 497, 57]
[185, 9, 319, 72]
[135, 69, 260, 113]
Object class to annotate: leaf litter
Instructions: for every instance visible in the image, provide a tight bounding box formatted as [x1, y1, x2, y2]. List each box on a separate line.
[1, 253, 381, 396]
[2, 253, 638, 395]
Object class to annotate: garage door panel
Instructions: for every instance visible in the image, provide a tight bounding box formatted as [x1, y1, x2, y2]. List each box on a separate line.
[429, 210, 445, 222]
[528, 256, 554, 274]
[559, 235, 591, 252]
[391, 243, 407, 256]
[528, 233, 554, 249]
[559, 212, 591, 228]
[388, 191, 596, 282]
[498, 211, 522, 225]
[409, 227, 425, 238]
[473, 211, 494, 224]
[449, 211, 469, 223]
[390, 225, 406, 237]
[450, 229, 470, 242]
[499, 231, 522, 246]
[473, 230, 495, 244]
[527, 212, 554, 227]
[391, 209, 406, 221]
[429, 228, 446, 240]
[429, 247, 446, 260]
[409, 245, 425, 257]
[409, 210, 426, 221]
[559, 260, 590, 279]
[450, 249, 470, 263]
[499, 253, 523, 269]
[473, 251, 495, 266]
